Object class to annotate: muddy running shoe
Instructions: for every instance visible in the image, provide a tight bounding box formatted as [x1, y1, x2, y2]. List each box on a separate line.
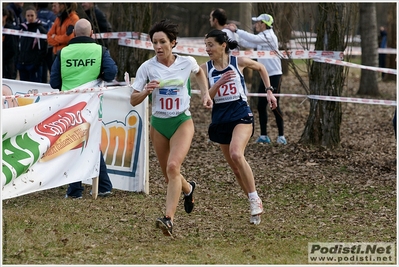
[256, 136, 271, 144]
[64, 194, 82, 199]
[250, 214, 262, 225]
[249, 197, 263, 216]
[156, 216, 173, 236]
[90, 190, 112, 197]
[184, 181, 196, 214]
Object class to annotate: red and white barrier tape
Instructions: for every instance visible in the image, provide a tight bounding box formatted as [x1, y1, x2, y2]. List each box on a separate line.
[1, 85, 123, 100]
[117, 37, 344, 60]
[2, 28, 397, 55]
[5, 88, 395, 106]
[313, 57, 397, 75]
[191, 90, 396, 106]
[307, 94, 396, 106]
[3, 28, 397, 60]
[2, 28, 139, 40]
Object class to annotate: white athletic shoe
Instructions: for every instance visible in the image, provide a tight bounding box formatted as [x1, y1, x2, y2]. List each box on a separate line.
[276, 136, 287, 145]
[250, 214, 262, 225]
[249, 197, 263, 216]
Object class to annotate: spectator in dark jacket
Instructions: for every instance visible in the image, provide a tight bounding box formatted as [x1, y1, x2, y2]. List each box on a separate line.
[6, 3, 25, 79]
[35, 3, 57, 83]
[6, 2, 24, 27]
[2, 8, 18, 79]
[17, 7, 48, 82]
[81, 2, 112, 48]
[378, 26, 388, 79]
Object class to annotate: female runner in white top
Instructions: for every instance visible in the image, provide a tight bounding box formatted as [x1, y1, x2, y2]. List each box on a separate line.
[130, 19, 212, 236]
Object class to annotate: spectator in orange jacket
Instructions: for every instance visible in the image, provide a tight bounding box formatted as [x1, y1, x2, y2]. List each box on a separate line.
[47, 3, 79, 56]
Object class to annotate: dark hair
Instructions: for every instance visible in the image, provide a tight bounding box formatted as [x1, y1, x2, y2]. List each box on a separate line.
[211, 8, 227, 26]
[24, 6, 37, 14]
[36, 3, 50, 9]
[3, 7, 10, 17]
[61, 2, 77, 13]
[149, 19, 179, 48]
[205, 29, 239, 53]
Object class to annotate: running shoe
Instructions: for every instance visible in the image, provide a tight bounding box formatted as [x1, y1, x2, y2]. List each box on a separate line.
[64, 194, 82, 199]
[256, 136, 271, 144]
[276, 136, 287, 145]
[184, 181, 196, 214]
[156, 216, 173, 236]
[249, 197, 263, 216]
[250, 214, 262, 225]
[90, 190, 112, 197]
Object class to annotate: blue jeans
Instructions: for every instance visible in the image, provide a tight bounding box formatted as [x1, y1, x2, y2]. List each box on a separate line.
[66, 151, 113, 197]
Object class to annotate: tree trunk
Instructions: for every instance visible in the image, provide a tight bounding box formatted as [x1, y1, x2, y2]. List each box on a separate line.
[300, 3, 350, 148]
[385, 2, 397, 82]
[239, 3, 252, 29]
[239, 3, 254, 107]
[108, 3, 154, 81]
[357, 3, 379, 96]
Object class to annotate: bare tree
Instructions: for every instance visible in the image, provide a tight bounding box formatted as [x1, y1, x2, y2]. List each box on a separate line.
[357, 3, 379, 96]
[108, 3, 157, 81]
[300, 3, 356, 148]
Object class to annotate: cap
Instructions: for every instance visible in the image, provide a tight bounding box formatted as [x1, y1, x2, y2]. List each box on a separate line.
[252, 14, 274, 27]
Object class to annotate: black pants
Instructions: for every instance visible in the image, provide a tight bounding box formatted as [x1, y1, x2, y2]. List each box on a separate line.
[393, 108, 397, 139]
[41, 47, 55, 83]
[257, 75, 284, 136]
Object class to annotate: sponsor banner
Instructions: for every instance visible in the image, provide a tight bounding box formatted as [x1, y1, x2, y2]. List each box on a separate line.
[308, 242, 395, 264]
[99, 85, 149, 193]
[2, 92, 102, 199]
[2, 79, 149, 199]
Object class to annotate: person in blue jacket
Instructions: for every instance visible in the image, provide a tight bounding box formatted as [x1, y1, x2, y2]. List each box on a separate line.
[81, 2, 112, 48]
[35, 3, 57, 83]
[50, 18, 117, 198]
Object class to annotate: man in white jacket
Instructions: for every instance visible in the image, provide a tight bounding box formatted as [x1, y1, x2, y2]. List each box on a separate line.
[227, 14, 287, 145]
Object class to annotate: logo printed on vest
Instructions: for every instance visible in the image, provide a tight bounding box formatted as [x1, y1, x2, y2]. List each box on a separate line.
[66, 58, 96, 67]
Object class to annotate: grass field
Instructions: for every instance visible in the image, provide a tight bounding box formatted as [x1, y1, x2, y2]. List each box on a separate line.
[2, 68, 397, 265]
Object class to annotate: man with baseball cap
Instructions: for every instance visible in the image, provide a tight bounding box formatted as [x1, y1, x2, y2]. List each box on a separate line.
[227, 14, 287, 145]
[252, 14, 274, 27]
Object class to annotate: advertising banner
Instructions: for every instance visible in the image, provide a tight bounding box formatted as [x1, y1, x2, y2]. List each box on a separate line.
[2, 79, 149, 199]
